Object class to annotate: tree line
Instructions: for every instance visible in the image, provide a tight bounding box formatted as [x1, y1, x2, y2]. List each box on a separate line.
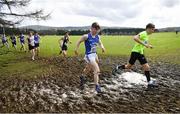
[0, 27, 153, 36]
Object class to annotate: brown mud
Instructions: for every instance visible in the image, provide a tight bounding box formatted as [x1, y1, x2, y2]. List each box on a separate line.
[0, 56, 179, 113]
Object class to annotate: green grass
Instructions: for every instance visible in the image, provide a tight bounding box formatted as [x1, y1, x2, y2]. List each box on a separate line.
[0, 32, 180, 78]
[1, 32, 180, 60]
[0, 49, 54, 79]
[39, 32, 180, 63]
[145, 32, 180, 62]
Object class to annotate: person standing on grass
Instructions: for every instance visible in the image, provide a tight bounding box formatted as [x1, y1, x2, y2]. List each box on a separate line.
[1, 34, 9, 49]
[59, 31, 71, 57]
[34, 32, 41, 56]
[19, 33, 26, 52]
[10, 34, 17, 50]
[75, 22, 105, 93]
[27, 31, 35, 61]
[113, 23, 158, 88]
[176, 31, 178, 35]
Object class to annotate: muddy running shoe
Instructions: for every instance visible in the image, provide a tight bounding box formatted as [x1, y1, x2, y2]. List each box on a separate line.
[148, 80, 158, 88]
[112, 65, 123, 75]
[112, 65, 119, 75]
[80, 75, 85, 90]
[95, 84, 101, 93]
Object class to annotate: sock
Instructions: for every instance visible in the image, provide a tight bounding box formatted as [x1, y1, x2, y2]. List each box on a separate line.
[144, 71, 151, 82]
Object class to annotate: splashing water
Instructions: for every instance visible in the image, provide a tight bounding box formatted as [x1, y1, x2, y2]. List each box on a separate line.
[104, 71, 150, 91]
[120, 72, 147, 85]
[30, 71, 156, 106]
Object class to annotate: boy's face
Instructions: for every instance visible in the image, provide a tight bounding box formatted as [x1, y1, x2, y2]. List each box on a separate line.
[147, 27, 155, 34]
[91, 27, 100, 35]
[29, 32, 33, 36]
[66, 32, 69, 35]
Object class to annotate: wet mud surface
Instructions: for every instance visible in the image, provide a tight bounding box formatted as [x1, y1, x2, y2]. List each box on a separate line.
[0, 56, 179, 113]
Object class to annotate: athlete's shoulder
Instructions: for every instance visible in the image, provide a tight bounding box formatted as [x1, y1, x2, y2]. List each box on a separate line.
[139, 31, 146, 35]
[82, 34, 88, 40]
[138, 31, 147, 38]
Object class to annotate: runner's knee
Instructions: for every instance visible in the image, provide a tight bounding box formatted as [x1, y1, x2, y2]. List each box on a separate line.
[93, 71, 100, 76]
[93, 69, 100, 75]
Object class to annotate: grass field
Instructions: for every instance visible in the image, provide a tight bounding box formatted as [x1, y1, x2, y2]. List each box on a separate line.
[0, 32, 180, 78]
[1, 32, 180, 61]
[39, 32, 180, 63]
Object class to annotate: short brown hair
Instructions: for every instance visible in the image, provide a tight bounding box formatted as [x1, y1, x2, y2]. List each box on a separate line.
[29, 31, 34, 34]
[146, 23, 155, 29]
[91, 22, 100, 30]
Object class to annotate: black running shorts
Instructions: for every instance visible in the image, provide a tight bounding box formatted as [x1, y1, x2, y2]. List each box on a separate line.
[129, 52, 148, 65]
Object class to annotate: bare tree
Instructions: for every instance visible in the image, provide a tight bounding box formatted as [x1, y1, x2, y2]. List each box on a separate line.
[0, 0, 50, 27]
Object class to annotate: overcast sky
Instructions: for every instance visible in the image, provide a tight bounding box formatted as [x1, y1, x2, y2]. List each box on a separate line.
[20, 0, 180, 28]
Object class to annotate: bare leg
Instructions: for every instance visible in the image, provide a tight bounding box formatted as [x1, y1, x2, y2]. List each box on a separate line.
[5, 42, 9, 49]
[36, 47, 40, 56]
[80, 63, 92, 90]
[90, 61, 100, 85]
[14, 45, 17, 50]
[31, 49, 35, 60]
[62, 51, 67, 58]
[23, 44, 26, 52]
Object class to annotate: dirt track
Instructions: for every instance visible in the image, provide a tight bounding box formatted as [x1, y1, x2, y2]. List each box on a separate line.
[0, 56, 179, 113]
